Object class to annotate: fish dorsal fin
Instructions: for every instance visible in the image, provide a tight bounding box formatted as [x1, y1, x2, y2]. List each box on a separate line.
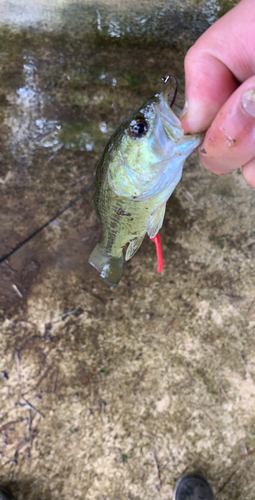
[125, 234, 145, 261]
[146, 203, 166, 239]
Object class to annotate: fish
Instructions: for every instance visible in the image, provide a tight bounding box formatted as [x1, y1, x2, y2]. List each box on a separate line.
[89, 84, 203, 287]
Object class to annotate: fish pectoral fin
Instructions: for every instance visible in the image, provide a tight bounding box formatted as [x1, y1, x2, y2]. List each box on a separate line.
[146, 203, 166, 239]
[125, 235, 145, 261]
[89, 243, 124, 287]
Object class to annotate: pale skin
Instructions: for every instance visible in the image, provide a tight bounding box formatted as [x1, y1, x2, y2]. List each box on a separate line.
[180, 0, 255, 188]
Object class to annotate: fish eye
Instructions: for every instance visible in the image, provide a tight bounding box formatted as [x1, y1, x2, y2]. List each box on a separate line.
[129, 118, 148, 138]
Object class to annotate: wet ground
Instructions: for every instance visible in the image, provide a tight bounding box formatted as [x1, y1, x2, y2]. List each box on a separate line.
[2, 2, 255, 499]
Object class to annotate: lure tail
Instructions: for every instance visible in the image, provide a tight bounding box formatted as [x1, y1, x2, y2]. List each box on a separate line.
[89, 244, 124, 287]
[151, 233, 164, 273]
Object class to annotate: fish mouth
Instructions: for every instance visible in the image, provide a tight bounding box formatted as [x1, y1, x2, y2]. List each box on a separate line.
[156, 89, 184, 143]
[159, 87, 204, 146]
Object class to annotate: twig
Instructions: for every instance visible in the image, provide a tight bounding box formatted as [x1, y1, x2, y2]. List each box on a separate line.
[84, 365, 97, 386]
[0, 458, 12, 470]
[217, 467, 240, 494]
[33, 366, 51, 392]
[247, 298, 255, 315]
[241, 447, 255, 460]
[217, 377, 230, 403]
[165, 316, 177, 331]
[210, 333, 227, 343]
[20, 397, 44, 419]
[26, 427, 38, 458]
[152, 451, 161, 486]
[1, 438, 29, 457]
[52, 370, 58, 393]
[174, 410, 197, 445]
[44, 153, 57, 165]
[0, 420, 24, 433]
[175, 426, 190, 445]
[202, 410, 222, 437]
[3, 261, 16, 273]
[69, 174, 86, 186]
[233, 230, 248, 242]
[133, 368, 148, 388]
[0, 185, 94, 266]
[101, 402, 106, 423]
[217, 447, 255, 494]
[239, 351, 250, 375]
[28, 412, 35, 431]
[12, 284, 23, 298]
[14, 351, 21, 381]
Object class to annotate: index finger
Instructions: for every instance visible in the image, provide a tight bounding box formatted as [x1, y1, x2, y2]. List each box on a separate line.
[181, 0, 255, 134]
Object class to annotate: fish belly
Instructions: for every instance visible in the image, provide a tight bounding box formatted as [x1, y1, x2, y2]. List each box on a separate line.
[90, 186, 152, 286]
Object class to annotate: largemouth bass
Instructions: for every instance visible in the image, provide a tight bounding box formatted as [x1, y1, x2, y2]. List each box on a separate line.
[89, 85, 203, 286]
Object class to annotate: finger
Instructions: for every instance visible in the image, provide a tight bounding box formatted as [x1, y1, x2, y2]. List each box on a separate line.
[181, 52, 238, 134]
[181, 0, 255, 134]
[197, 77, 255, 175]
[242, 157, 255, 188]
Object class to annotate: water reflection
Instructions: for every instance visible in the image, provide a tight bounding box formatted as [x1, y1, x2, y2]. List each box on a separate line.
[3, 54, 47, 162]
[2, 51, 116, 163]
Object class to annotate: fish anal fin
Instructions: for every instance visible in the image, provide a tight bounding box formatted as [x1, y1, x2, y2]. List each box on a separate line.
[125, 235, 145, 261]
[146, 203, 166, 239]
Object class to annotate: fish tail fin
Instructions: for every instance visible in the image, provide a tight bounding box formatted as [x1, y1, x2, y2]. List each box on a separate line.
[89, 244, 124, 287]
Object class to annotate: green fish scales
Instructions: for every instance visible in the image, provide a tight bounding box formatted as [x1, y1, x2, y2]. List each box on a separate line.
[89, 88, 203, 286]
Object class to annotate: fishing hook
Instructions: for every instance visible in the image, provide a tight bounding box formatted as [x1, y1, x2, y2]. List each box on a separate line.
[161, 74, 178, 108]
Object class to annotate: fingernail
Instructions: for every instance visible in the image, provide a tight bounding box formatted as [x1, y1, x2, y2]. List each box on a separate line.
[242, 88, 255, 118]
[179, 99, 188, 120]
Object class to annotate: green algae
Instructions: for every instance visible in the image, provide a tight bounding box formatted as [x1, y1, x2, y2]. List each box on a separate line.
[58, 120, 113, 151]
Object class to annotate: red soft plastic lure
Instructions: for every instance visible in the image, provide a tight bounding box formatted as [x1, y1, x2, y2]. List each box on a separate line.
[151, 233, 164, 273]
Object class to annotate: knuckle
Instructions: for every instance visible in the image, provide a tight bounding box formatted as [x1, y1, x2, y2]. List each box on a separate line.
[184, 45, 197, 69]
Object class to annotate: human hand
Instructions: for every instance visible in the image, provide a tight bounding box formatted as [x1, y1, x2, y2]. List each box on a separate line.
[181, 0, 255, 187]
